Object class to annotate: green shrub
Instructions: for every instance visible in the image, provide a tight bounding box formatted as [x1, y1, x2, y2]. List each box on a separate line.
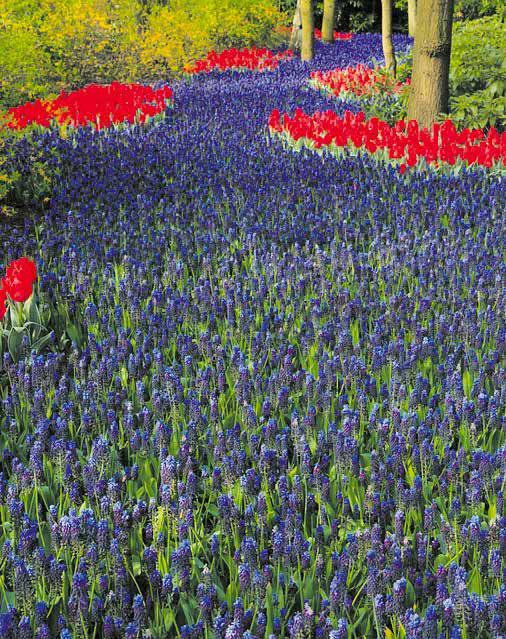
[450, 16, 506, 97]
[449, 92, 505, 130]
[449, 16, 506, 129]
[454, 0, 505, 21]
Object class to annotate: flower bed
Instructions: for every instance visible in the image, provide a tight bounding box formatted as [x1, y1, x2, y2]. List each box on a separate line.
[184, 47, 293, 74]
[269, 107, 506, 170]
[0, 32, 504, 639]
[314, 28, 353, 41]
[4, 83, 173, 131]
[310, 64, 409, 99]
[276, 26, 353, 41]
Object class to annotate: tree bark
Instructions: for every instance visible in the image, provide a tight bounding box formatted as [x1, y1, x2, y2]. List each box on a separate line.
[301, 0, 315, 61]
[407, 0, 454, 128]
[289, 0, 303, 50]
[408, 0, 417, 37]
[381, 0, 397, 76]
[321, 0, 337, 43]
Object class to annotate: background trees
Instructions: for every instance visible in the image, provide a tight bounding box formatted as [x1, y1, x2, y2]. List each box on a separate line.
[1, 0, 504, 131]
[301, 0, 316, 60]
[381, 0, 397, 76]
[321, 0, 337, 41]
[287, 0, 503, 131]
[408, 0, 417, 36]
[289, 0, 303, 49]
[407, 0, 455, 127]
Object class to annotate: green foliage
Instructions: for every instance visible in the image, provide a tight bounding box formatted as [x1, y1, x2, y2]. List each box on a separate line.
[449, 92, 506, 130]
[0, 0, 285, 110]
[449, 16, 506, 129]
[450, 16, 506, 96]
[454, 0, 505, 21]
[0, 293, 53, 364]
[0, 129, 21, 216]
[0, 127, 57, 215]
[359, 56, 412, 125]
[0, 133, 11, 202]
[363, 18, 505, 131]
[348, 11, 376, 33]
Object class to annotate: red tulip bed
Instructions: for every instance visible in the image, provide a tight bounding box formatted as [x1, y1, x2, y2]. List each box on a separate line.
[185, 30, 354, 75]
[184, 47, 294, 74]
[4, 82, 173, 131]
[276, 26, 353, 42]
[314, 28, 353, 41]
[268, 108, 506, 172]
[310, 64, 409, 100]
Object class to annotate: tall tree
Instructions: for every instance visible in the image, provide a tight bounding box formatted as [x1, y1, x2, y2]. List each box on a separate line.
[321, 0, 337, 43]
[289, 0, 303, 50]
[408, 0, 417, 37]
[381, 0, 396, 76]
[301, 0, 315, 61]
[407, 0, 454, 128]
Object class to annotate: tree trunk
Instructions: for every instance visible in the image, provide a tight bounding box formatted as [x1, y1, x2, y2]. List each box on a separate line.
[301, 0, 315, 61]
[381, 0, 397, 76]
[408, 0, 417, 37]
[407, 0, 454, 128]
[321, 0, 337, 43]
[289, 0, 303, 50]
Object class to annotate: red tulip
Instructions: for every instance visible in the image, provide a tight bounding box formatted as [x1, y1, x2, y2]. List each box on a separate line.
[314, 29, 353, 41]
[269, 107, 505, 170]
[311, 64, 408, 99]
[5, 257, 37, 284]
[186, 47, 293, 74]
[6, 83, 173, 131]
[2, 257, 37, 303]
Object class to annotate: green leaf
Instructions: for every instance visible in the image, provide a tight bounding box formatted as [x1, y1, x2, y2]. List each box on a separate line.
[28, 298, 42, 339]
[31, 331, 53, 353]
[265, 584, 274, 635]
[66, 322, 81, 345]
[434, 553, 448, 569]
[7, 327, 23, 361]
[468, 567, 482, 594]
[9, 304, 21, 328]
[131, 555, 141, 576]
[405, 579, 416, 606]
[462, 369, 472, 398]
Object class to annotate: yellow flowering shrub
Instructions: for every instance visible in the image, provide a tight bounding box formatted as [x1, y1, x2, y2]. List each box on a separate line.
[0, 0, 285, 109]
[139, 0, 286, 79]
[37, 0, 142, 89]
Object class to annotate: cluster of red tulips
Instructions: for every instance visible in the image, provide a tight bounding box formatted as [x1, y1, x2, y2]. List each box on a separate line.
[185, 47, 294, 74]
[276, 26, 353, 41]
[268, 108, 506, 170]
[314, 28, 353, 41]
[0, 257, 37, 320]
[4, 83, 173, 131]
[311, 64, 409, 98]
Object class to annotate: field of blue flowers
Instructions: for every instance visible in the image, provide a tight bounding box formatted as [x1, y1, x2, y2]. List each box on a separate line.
[0, 34, 505, 639]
